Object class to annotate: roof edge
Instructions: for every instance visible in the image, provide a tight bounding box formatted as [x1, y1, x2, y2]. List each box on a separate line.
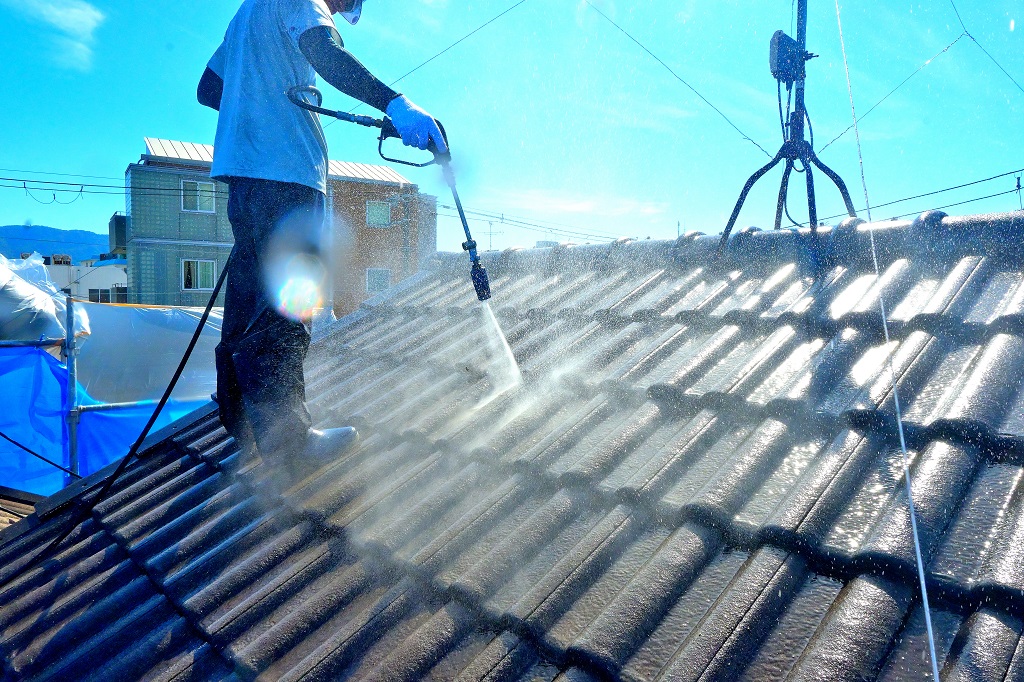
[442, 211, 1024, 277]
[25, 401, 220, 524]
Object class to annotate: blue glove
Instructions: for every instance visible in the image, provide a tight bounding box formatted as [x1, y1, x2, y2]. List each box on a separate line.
[385, 95, 448, 154]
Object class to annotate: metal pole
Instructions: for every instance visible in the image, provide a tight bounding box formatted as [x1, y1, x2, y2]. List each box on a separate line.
[791, 0, 808, 143]
[64, 296, 79, 480]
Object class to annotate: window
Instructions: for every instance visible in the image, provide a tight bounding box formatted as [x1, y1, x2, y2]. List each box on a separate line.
[88, 289, 111, 303]
[112, 285, 128, 304]
[182, 259, 216, 290]
[366, 268, 392, 294]
[366, 200, 392, 227]
[182, 180, 216, 213]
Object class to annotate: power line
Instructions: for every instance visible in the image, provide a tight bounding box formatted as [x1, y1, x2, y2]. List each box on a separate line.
[437, 205, 626, 241]
[818, 32, 967, 154]
[0, 183, 225, 200]
[947, 0, 1024, 95]
[820, 166, 1024, 221]
[332, 0, 530, 121]
[0, 176, 229, 196]
[456, 204, 626, 239]
[0, 171, 630, 241]
[0, 166, 123, 181]
[23, 185, 86, 206]
[968, 34, 1024, 96]
[583, 0, 772, 158]
[435, 212, 614, 243]
[948, 0, 967, 32]
[0, 171, 628, 239]
[887, 187, 1019, 220]
[0, 234, 111, 248]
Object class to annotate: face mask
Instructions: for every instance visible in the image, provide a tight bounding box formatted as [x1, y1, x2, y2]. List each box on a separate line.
[340, 0, 362, 25]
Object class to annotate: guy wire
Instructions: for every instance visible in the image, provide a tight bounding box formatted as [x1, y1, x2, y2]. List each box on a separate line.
[833, 2, 941, 680]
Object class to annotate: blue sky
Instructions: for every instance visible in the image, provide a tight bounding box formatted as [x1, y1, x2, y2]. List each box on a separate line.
[0, 0, 1020, 252]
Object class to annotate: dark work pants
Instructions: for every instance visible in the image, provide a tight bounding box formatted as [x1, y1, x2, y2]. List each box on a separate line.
[216, 177, 325, 459]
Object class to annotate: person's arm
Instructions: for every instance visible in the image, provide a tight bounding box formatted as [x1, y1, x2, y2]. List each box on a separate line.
[197, 66, 224, 111]
[298, 25, 397, 112]
[298, 25, 447, 152]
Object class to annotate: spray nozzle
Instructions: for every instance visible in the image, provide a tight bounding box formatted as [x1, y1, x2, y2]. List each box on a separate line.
[471, 261, 491, 301]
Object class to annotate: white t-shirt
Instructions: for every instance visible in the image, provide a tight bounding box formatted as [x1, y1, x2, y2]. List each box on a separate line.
[208, 0, 336, 193]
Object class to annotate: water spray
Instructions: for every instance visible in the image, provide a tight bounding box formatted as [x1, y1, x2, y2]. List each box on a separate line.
[287, 86, 491, 302]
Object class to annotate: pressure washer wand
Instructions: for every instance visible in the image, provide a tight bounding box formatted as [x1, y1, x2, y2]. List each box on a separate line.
[286, 86, 492, 302]
[441, 162, 490, 301]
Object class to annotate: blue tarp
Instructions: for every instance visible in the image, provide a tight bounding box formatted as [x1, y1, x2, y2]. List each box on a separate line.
[0, 346, 204, 496]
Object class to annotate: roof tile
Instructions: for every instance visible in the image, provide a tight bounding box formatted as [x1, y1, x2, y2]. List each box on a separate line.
[5, 214, 1024, 679]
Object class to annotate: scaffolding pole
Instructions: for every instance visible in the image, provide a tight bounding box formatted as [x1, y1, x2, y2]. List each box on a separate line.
[63, 297, 79, 481]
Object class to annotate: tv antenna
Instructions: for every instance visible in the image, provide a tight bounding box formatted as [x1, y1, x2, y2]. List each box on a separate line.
[717, 0, 857, 252]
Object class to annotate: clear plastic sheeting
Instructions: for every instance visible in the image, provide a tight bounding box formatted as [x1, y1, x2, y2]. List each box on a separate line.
[0, 253, 89, 345]
[0, 252, 219, 495]
[75, 302, 221, 403]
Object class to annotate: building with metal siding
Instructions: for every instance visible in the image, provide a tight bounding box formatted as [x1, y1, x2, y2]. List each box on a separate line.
[125, 138, 437, 313]
[125, 141, 231, 307]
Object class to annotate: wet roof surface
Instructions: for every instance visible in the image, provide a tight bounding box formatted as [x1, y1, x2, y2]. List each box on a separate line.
[3, 211, 1024, 681]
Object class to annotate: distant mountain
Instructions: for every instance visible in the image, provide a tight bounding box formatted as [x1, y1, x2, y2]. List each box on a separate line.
[0, 225, 109, 264]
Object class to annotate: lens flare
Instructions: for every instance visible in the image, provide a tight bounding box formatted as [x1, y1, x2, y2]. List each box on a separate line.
[270, 253, 326, 321]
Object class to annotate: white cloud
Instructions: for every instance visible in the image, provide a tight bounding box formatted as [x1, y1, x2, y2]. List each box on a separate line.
[1, 0, 105, 71]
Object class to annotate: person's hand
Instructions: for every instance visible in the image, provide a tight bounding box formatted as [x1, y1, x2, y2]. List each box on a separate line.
[385, 95, 448, 154]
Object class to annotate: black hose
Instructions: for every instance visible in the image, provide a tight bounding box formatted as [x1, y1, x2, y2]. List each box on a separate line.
[0, 255, 231, 593]
[0, 431, 82, 479]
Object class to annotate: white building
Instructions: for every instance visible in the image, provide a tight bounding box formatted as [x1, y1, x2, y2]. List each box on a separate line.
[27, 254, 129, 303]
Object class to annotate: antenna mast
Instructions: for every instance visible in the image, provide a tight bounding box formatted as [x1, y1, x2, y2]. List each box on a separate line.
[717, 0, 858, 251]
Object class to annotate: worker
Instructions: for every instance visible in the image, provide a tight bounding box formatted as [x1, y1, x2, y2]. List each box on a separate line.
[197, 0, 446, 482]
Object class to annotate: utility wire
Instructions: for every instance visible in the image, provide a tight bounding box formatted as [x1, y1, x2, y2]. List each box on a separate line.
[820, 166, 1024, 222]
[436, 211, 614, 242]
[0, 176, 229, 196]
[818, 33, 967, 154]
[438, 206, 625, 242]
[0, 183, 224, 199]
[437, 213, 616, 243]
[886, 187, 1019, 220]
[0, 234, 118, 248]
[583, 0, 772, 158]
[968, 34, 1024, 96]
[0, 166, 123, 181]
[948, 0, 967, 31]
[0, 430, 82, 479]
[1, 173, 614, 238]
[947, 0, 1024, 95]
[330, 0, 530, 121]
[446, 204, 628, 239]
[834, 3, 941, 681]
[382, 0, 529, 92]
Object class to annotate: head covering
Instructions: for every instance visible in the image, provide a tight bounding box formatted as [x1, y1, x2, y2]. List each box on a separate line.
[340, 0, 362, 25]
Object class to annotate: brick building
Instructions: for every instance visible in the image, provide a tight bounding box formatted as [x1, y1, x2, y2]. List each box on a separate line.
[124, 138, 436, 314]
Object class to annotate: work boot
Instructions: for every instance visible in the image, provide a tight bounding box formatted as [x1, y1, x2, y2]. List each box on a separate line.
[288, 427, 359, 483]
